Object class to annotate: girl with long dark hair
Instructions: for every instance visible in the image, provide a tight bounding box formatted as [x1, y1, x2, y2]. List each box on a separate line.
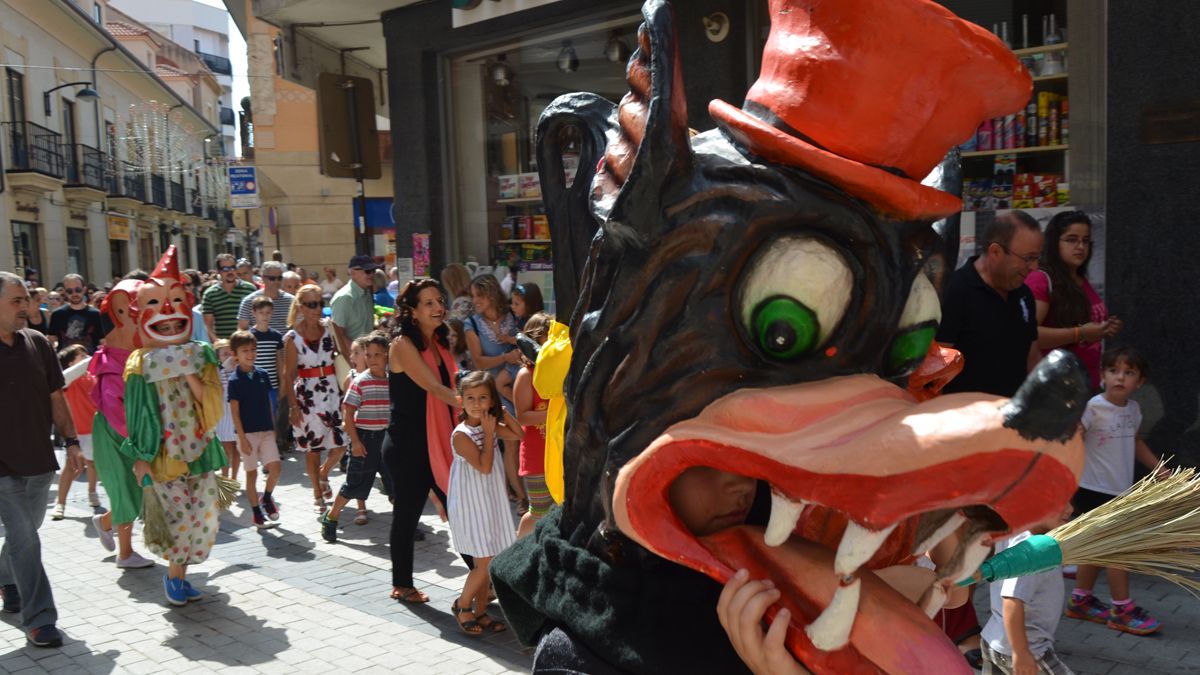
[383, 279, 461, 603]
[1025, 211, 1122, 387]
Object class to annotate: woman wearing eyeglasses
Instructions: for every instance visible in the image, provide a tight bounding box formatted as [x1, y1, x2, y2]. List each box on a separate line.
[281, 284, 348, 511]
[1025, 210, 1122, 389]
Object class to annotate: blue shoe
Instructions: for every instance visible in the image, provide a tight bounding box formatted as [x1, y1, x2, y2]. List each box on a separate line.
[182, 580, 203, 602]
[163, 575, 187, 607]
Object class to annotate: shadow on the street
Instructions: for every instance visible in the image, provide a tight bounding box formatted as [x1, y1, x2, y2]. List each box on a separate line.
[161, 585, 290, 666]
[405, 601, 532, 671]
[0, 629, 120, 673]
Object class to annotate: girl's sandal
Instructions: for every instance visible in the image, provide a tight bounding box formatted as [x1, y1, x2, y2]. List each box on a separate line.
[321, 480, 333, 499]
[474, 612, 507, 634]
[354, 509, 368, 525]
[390, 586, 429, 603]
[452, 600, 483, 636]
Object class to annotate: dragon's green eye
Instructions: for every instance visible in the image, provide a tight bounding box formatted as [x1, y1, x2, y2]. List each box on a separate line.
[740, 237, 852, 361]
[887, 323, 936, 373]
[753, 296, 819, 360]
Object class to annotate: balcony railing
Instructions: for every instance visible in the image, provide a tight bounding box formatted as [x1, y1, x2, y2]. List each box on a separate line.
[3, 121, 65, 178]
[150, 173, 167, 207]
[219, 107, 235, 127]
[105, 156, 121, 196]
[121, 163, 146, 202]
[196, 50, 233, 76]
[170, 180, 186, 212]
[67, 145, 108, 191]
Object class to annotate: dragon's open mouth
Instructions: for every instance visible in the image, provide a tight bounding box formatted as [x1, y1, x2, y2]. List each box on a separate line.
[612, 374, 1083, 674]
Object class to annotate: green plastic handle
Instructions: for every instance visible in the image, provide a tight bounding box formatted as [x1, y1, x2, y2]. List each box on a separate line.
[958, 534, 1063, 586]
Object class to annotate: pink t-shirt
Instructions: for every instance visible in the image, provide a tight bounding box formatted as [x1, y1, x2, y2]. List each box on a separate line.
[1024, 270, 1107, 388]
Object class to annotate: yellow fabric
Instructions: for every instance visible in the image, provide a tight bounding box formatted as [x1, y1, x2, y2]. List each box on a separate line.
[532, 320, 572, 504]
[194, 361, 224, 437]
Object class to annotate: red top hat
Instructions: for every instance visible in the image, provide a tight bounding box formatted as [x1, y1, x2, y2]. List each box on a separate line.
[710, 0, 1030, 220]
[151, 245, 182, 284]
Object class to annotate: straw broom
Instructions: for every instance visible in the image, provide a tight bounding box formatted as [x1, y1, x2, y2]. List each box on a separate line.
[962, 462, 1200, 596]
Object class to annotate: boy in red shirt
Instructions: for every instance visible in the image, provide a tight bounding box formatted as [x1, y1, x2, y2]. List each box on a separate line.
[50, 345, 99, 520]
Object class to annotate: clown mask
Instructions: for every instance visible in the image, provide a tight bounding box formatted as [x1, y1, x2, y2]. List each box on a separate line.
[99, 279, 143, 352]
[136, 246, 193, 347]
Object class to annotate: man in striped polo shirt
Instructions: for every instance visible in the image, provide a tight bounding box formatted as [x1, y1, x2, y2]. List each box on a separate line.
[236, 261, 294, 333]
[201, 253, 256, 340]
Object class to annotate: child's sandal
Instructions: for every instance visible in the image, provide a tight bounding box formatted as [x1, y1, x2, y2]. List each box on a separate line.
[452, 600, 483, 636]
[474, 612, 507, 634]
[354, 509, 368, 525]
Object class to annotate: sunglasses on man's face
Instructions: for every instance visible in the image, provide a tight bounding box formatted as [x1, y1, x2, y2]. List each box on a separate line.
[263, 275, 282, 282]
[219, 266, 236, 272]
[64, 288, 84, 295]
[301, 300, 323, 309]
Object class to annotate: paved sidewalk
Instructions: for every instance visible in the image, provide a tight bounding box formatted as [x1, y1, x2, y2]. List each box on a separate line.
[0, 451, 533, 674]
[3, 450, 1198, 674]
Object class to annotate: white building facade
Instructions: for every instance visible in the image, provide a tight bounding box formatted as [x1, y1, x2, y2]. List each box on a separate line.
[1, 0, 224, 284]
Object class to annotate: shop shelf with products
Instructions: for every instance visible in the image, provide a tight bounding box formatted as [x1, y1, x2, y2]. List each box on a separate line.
[960, 38, 1070, 213]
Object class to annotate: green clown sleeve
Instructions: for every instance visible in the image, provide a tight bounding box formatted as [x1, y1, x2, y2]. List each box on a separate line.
[120, 373, 163, 463]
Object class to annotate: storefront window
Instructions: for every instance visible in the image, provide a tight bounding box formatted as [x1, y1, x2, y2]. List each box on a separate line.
[448, 18, 639, 313]
[11, 221, 40, 279]
[66, 228, 89, 279]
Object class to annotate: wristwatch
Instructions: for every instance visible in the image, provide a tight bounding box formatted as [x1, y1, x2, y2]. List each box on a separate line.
[63, 437, 81, 448]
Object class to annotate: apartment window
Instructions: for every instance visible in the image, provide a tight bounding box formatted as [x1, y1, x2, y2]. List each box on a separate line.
[92, 3, 103, 24]
[273, 35, 285, 76]
[6, 69, 25, 123]
[66, 227, 89, 278]
[196, 237, 210, 272]
[109, 240, 126, 278]
[11, 221, 40, 278]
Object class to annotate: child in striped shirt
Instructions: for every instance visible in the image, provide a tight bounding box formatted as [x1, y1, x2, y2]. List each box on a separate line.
[249, 297, 284, 410]
[320, 332, 392, 542]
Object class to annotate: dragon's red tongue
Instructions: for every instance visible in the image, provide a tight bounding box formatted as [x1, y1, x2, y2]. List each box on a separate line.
[699, 526, 969, 675]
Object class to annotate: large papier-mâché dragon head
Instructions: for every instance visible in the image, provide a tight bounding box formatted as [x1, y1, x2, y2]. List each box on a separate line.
[536, 1, 1089, 672]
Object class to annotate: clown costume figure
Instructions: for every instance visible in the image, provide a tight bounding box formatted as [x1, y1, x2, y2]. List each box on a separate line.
[120, 247, 229, 606]
[87, 279, 155, 569]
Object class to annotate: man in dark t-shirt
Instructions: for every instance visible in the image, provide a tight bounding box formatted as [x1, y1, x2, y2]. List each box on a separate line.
[47, 274, 102, 353]
[937, 210, 1044, 398]
[0, 272, 83, 648]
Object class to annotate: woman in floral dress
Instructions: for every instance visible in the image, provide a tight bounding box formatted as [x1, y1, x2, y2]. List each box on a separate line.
[282, 284, 347, 511]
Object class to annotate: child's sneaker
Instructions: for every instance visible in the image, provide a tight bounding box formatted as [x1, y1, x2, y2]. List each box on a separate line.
[1107, 604, 1161, 635]
[251, 506, 272, 530]
[163, 575, 187, 607]
[319, 511, 338, 543]
[50, 503, 65, 521]
[261, 493, 280, 521]
[1065, 594, 1109, 624]
[88, 492, 101, 508]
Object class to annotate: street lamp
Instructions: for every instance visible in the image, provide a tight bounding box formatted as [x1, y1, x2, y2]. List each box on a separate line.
[43, 81, 99, 116]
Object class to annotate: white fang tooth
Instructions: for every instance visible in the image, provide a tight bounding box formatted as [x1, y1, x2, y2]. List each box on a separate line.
[919, 583, 948, 618]
[765, 493, 805, 547]
[834, 521, 897, 577]
[805, 577, 860, 651]
[912, 513, 966, 555]
[940, 535, 992, 584]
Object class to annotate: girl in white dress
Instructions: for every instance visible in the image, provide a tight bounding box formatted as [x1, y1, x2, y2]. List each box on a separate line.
[448, 370, 521, 636]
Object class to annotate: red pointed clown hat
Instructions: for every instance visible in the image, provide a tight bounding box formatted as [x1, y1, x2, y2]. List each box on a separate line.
[709, 0, 1031, 220]
[152, 245, 182, 284]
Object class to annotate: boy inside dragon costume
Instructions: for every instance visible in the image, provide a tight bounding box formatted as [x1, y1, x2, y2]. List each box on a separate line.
[122, 246, 229, 606]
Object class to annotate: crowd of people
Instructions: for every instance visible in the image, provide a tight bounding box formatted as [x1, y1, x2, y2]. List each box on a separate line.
[0, 210, 1167, 666]
[937, 209, 1162, 675]
[0, 250, 550, 647]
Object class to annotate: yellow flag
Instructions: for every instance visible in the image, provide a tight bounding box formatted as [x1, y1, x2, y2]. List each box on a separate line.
[532, 320, 572, 503]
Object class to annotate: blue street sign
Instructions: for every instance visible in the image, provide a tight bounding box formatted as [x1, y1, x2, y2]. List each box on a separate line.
[228, 166, 259, 208]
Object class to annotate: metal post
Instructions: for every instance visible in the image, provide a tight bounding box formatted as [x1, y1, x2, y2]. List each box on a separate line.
[341, 78, 371, 255]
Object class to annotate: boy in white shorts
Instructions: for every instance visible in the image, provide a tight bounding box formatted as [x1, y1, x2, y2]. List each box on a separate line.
[227, 331, 282, 529]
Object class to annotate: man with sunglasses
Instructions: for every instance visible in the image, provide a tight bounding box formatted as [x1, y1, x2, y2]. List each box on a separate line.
[236, 261, 293, 333]
[938, 209, 1045, 398]
[47, 274, 103, 354]
[329, 255, 380, 362]
[201, 253, 257, 340]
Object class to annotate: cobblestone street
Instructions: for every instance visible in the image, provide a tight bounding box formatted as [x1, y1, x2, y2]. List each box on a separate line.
[1, 452, 1197, 674]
